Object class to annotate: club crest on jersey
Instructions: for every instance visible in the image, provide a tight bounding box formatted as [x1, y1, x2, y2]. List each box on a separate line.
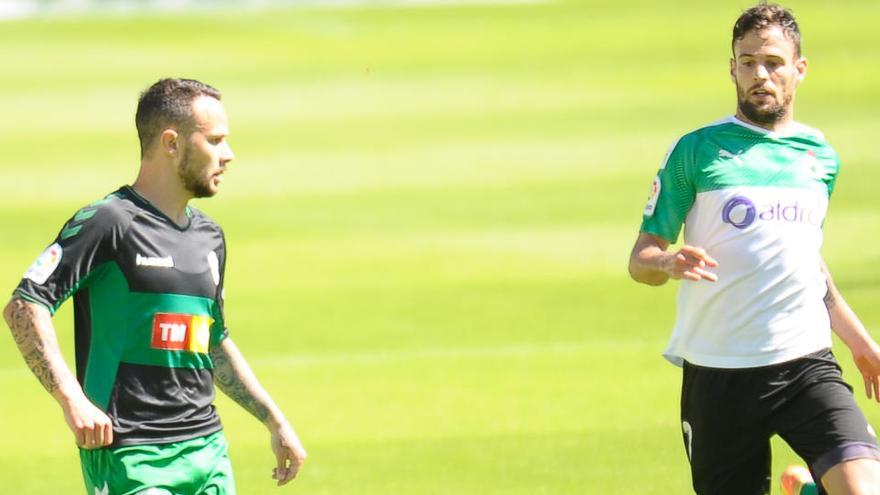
[24, 243, 63, 285]
[800, 150, 824, 180]
[151, 313, 213, 354]
[643, 176, 661, 217]
[207, 251, 220, 286]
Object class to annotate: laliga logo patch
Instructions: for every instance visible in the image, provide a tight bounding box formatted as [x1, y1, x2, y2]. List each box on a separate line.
[722, 196, 757, 229]
[643, 176, 661, 217]
[151, 313, 213, 354]
[24, 243, 63, 285]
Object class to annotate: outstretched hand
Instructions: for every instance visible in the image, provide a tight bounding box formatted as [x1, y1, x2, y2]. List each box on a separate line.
[270, 422, 307, 486]
[667, 245, 719, 282]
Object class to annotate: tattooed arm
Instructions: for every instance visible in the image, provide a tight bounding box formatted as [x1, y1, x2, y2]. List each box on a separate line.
[821, 260, 880, 402]
[210, 337, 307, 486]
[2, 297, 113, 448]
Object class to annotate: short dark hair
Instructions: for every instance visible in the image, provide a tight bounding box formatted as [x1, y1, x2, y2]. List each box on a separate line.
[732, 3, 801, 57]
[135, 78, 221, 158]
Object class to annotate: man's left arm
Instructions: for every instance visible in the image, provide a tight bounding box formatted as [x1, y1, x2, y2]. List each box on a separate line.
[822, 259, 880, 402]
[210, 337, 307, 485]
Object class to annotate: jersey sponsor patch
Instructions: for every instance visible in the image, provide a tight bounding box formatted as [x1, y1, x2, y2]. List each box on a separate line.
[24, 243, 63, 285]
[136, 253, 174, 268]
[151, 313, 213, 354]
[643, 176, 661, 217]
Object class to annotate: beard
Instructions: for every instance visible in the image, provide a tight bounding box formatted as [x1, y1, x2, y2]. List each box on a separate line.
[736, 85, 790, 126]
[178, 146, 216, 198]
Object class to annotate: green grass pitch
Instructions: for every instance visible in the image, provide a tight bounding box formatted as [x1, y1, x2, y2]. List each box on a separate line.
[1, 1, 879, 493]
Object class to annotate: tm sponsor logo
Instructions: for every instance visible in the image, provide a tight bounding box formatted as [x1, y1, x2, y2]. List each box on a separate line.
[151, 312, 213, 354]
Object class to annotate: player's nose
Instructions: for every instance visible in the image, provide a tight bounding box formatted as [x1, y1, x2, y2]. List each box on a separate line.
[754, 64, 769, 80]
[221, 142, 234, 164]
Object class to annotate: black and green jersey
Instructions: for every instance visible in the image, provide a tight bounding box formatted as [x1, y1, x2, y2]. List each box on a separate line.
[15, 186, 228, 447]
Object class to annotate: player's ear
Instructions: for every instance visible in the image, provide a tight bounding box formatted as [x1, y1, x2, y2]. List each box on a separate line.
[794, 57, 807, 84]
[160, 129, 179, 157]
[729, 57, 736, 83]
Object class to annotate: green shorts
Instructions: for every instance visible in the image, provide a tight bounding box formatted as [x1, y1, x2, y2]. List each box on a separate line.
[80, 430, 235, 495]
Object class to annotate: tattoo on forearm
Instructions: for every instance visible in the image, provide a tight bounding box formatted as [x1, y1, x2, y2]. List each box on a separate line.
[4, 299, 66, 394]
[210, 346, 270, 422]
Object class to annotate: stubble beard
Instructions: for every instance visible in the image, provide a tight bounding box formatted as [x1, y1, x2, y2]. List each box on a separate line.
[737, 85, 790, 127]
[178, 146, 216, 199]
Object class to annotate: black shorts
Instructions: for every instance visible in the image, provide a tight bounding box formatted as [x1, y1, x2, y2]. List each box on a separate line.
[681, 349, 880, 495]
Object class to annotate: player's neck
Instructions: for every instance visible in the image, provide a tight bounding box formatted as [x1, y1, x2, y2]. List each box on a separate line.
[734, 109, 796, 134]
[132, 169, 191, 228]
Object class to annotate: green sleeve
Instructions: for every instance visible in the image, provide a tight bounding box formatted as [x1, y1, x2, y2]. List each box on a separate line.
[825, 149, 840, 198]
[639, 137, 696, 243]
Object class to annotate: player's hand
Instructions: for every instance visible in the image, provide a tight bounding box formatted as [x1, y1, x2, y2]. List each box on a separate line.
[60, 393, 114, 449]
[851, 341, 880, 402]
[665, 245, 719, 282]
[269, 422, 307, 486]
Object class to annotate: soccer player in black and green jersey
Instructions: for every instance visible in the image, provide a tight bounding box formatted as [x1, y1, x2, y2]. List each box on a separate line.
[3, 78, 306, 494]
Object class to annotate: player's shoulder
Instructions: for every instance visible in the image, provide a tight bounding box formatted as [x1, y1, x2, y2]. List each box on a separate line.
[789, 121, 826, 142]
[186, 205, 225, 235]
[58, 187, 138, 241]
[682, 116, 747, 141]
[788, 121, 835, 154]
[664, 117, 734, 153]
[658, 118, 729, 168]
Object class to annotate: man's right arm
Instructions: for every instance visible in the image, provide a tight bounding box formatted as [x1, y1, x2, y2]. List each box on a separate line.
[628, 232, 719, 286]
[3, 297, 113, 449]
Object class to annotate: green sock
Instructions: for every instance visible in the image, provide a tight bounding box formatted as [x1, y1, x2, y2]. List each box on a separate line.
[800, 482, 818, 495]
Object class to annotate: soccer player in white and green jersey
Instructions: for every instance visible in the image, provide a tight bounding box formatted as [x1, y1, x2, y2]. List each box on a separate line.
[629, 4, 880, 494]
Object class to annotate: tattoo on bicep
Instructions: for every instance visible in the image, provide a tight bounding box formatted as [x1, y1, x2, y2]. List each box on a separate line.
[824, 281, 836, 310]
[6, 300, 63, 393]
[210, 346, 270, 422]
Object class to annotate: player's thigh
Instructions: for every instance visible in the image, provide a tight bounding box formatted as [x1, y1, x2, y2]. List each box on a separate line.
[687, 439, 772, 495]
[196, 432, 236, 495]
[775, 374, 880, 484]
[681, 363, 773, 495]
[80, 446, 179, 495]
[199, 453, 235, 495]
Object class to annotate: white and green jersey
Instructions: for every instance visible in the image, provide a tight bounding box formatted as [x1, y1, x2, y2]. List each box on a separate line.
[641, 116, 839, 368]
